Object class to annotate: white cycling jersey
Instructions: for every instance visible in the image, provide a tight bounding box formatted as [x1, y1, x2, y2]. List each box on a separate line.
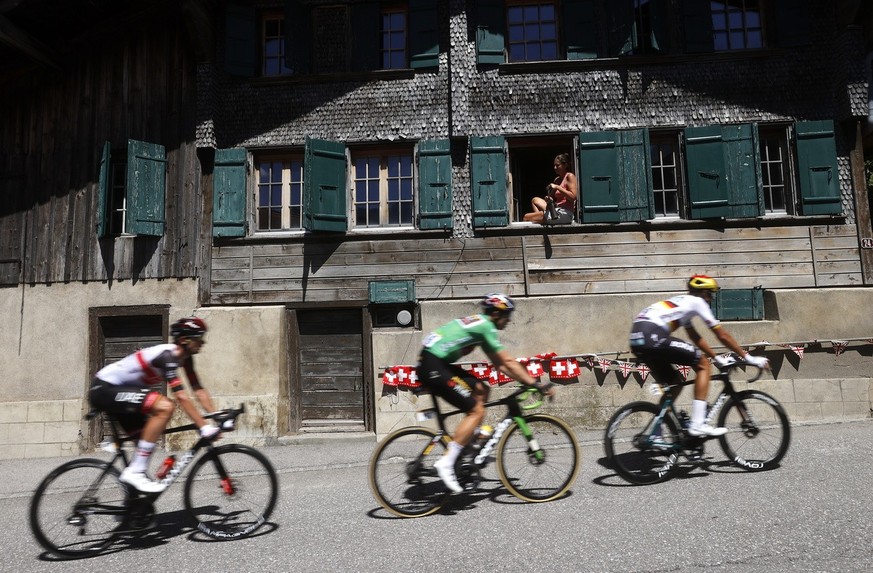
[633, 294, 720, 333]
[95, 344, 180, 386]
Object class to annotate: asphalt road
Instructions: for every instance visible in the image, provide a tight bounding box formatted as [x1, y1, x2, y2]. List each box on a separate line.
[2, 419, 872, 573]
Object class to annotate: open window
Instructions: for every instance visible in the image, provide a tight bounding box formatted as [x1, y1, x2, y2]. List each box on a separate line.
[96, 139, 167, 237]
[507, 136, 577, 223]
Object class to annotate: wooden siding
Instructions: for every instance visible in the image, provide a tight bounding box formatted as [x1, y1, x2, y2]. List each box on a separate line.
[209, 224, 861, 304]
[0, 8, 201, 285]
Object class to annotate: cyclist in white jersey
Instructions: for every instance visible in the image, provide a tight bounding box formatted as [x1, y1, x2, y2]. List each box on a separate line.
[629, 275, 769, 437]
[89, 317, 219, 493]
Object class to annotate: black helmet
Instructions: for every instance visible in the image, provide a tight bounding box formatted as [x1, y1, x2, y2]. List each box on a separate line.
[171, 316, 207, 339]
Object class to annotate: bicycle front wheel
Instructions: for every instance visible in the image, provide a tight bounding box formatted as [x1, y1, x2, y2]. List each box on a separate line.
[604, 401, 682, 485]
[184, 444, 278, 539]
[29, 458, 127, 559]
[368, 426, 450, 518]
[496, 414, 580, 502]
[717, 389, 791, 471]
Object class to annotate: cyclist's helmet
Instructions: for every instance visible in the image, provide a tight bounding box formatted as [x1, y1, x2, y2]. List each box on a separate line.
[687, 274, 720, 292]
[171, 316, 207, 340]
[480, 293, 515, 316]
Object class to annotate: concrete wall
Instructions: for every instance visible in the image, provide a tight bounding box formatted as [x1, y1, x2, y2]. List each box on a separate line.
[3, 283, 872, 459]
[372, 287, 873, 437]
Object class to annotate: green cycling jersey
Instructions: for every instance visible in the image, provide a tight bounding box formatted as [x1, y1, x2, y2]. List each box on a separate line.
[421, 314, 504, 362]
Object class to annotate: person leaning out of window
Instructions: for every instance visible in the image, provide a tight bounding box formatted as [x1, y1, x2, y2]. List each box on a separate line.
[524, 153, 577, 225]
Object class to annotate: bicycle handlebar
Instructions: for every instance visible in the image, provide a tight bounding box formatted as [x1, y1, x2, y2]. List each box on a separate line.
[715, 359, 765, 383]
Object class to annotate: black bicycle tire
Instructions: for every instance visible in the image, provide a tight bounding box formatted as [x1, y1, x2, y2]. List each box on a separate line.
[29, 458, 126, 559]
[495, 413, 580, 502]
[604, 401, 682, 485]
[716, 389, 791, 471]
[183, 444, 278, 539]
[368, 426, 451, 518]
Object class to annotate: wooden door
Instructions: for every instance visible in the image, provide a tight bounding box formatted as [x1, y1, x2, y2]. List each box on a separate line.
[295, 309, 365, 432]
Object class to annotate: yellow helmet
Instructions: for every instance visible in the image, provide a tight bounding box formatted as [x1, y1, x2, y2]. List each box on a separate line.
[687, 274, 719, 292]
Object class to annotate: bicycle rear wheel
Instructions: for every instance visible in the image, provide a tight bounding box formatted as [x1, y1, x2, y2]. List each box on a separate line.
[368, 426, 450, 518]
[717, 389, 790, 471]
[604, 401, 682, 485]
[496, 414, 580, 502]
[29, 458, 127, 559]
[184, 444, 278, 539]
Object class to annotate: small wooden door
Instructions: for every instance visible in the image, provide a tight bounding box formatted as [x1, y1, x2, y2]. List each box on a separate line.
[295, 309, 365, 432]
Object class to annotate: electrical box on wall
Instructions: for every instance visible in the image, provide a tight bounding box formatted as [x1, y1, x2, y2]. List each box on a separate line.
[368, 280, 416, 304]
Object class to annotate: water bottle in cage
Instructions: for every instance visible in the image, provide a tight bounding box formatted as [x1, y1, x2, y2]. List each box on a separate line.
[155, 455, 176, 479]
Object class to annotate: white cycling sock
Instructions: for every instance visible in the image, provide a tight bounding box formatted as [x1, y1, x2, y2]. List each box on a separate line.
[128, 440, 156, 473]
[441, 441, 464, 465]
[691, 400, 708, 427]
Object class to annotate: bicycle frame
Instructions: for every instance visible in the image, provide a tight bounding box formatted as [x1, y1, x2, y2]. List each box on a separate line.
[416, 386, 544, 468]
[97, 407, 244, 503]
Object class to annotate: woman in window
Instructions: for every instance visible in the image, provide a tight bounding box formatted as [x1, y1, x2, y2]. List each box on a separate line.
[524, 153, 577, 225]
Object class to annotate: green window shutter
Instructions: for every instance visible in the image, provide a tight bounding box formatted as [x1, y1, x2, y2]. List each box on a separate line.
[225, 4, 257, 77]
[417, 139, 453, 230]
[617, 129, 653, 221]
[607, 0, 634, 56]
[285, 0, 311, 74]
[795, 121, 841, 215]
[470, 136, 508, 228]
[351, 2, 380, 72]
[126, 139, 166, 236]
[713, 287, 764, 321]
[773, 0, 810, 47]
[96, 141, 111, 238]
[475, 0, 505, 65]
[304, 137, 348, 232]
[722, 124, 762, 218]
[578, 131, 621, 223]
[685, 126, 729, 218]
[213, 148, 248, 238]
[682, 0, 713, 53]
[409, 0, 439, 69]
[564, 0, 598, 60]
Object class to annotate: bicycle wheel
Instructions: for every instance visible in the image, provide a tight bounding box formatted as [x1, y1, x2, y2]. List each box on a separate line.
[29, 458, 127, 558]
[184, 444, 278, 539]
[604, 401, 682, 485]
[496, 414, 580, 502]
[717, 389, 791, 471]
[368, 426, 451, 518]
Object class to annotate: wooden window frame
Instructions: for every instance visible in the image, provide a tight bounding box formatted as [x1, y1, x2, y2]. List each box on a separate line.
[255, 155, 305, 232]
[759, 125, 792, 214]
[351, 147, 415, 229]
[649, 131, 683, 218]
[506, 1, 560, 63]
[711, 0, 765, 51]
[262, 10, 292, 77]
[381, 3, 408, 70]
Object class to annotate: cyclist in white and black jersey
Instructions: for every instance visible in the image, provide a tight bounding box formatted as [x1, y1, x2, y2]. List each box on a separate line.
[629, 275, 769, 437]
[90, 317, 219, 493]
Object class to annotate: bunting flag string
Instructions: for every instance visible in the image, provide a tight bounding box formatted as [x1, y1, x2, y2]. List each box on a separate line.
[380, 339, 872, 390]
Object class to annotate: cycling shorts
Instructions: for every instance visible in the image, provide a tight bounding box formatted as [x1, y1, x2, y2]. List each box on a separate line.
[629, 320, 701, 386]
[416, 350, 487, 412]
[89, 378, 162, 433]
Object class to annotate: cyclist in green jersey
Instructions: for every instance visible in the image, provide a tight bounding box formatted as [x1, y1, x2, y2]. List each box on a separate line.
[417, 293, 555, 492]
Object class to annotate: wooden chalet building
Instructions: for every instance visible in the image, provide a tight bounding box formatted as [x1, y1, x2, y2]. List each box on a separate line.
[2, 0, 873, 457]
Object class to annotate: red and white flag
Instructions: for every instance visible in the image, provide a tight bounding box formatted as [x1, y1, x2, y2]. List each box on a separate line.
[831, 340, 848, 357]
[489, 368, 513, 385]
[616, 361, 634, 379]
[395, 365, 420, 388]
[676, 364, 690, 380]
[784, 344, 804, 359]
[597, 358, 612, 373]
[525, 360, 545, 378]
[550, 358, 580, 379]
[382, 368, 398, 387]
[469, 363, 492, 381]
[636, 363, 650, 382]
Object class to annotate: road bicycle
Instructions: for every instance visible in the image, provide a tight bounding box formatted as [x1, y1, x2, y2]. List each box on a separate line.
[29, 405, 278, 559]
[604, 358, 791, 485]
[369, 385, 580, 518]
